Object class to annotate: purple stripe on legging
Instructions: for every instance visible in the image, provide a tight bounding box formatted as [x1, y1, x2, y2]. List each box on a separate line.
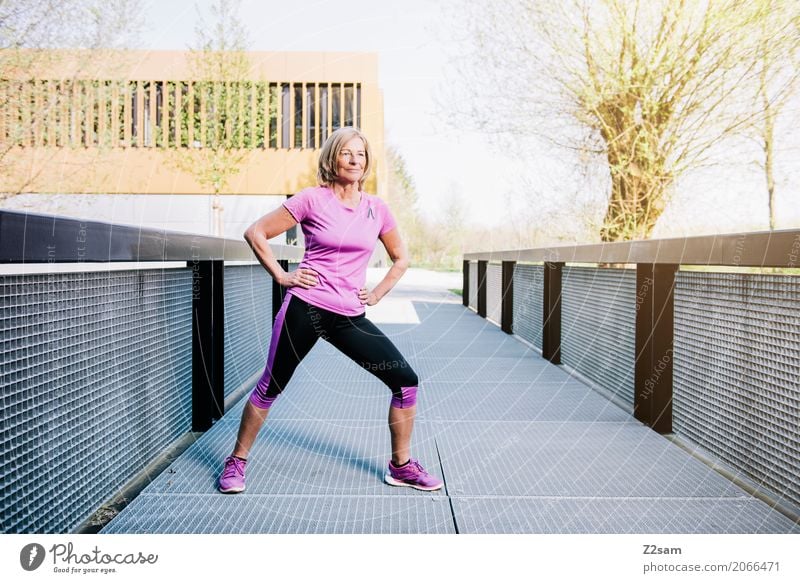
[391, 386, 417, 409]
[249, 293, 292, 409]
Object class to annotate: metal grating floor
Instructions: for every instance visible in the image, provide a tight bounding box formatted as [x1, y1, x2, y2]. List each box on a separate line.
[101, 280, 800, 534]
[452, 497, 792, 534]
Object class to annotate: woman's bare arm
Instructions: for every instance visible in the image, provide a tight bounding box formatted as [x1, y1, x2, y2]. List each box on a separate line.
[244, 206, 318, 289]
[363, 227, 409, 304]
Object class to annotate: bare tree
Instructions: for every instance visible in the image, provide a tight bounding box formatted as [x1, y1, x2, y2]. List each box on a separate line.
[0, 0, 142, 201]
[750, 0, 800, 229]
[444, 0, 800, 241]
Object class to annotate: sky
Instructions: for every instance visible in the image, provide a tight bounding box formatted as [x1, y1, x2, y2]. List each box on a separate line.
[133, 0, 525, 228]
[126, 0, 799, 236]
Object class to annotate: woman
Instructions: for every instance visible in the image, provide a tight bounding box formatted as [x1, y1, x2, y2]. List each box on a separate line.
[217, 127, 442, 494]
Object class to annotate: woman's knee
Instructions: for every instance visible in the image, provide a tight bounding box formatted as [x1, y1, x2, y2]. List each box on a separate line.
[397, 367, 419, 388]
[378, 360, 417, 388]
[387, 366, 419, 409]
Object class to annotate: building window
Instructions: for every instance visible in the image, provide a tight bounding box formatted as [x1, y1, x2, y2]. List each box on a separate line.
[331, 84, 341, 129]
[344, 83, 354, 127]
[293, 83, 302, 148]
[306, 84, 315, 149]
[3, 77, 365, 151]
[281, 83, 290, 149]
[319, 84, 328, 144]
[356, 83, 361, 128]
[268, 83, 278, 148]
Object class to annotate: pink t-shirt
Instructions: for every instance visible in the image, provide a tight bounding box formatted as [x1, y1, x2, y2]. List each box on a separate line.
[282, 185, 398, 316]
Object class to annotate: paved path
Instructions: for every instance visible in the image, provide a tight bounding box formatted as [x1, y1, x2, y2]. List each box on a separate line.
[101, 269, 799, 533]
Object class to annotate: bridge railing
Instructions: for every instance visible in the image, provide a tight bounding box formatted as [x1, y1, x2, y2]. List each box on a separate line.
[0, 209, 303, 533]
[464, 229, 800, 514]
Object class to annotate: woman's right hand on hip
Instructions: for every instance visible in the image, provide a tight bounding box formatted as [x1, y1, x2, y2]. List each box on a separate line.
[281, 268, 319, 289]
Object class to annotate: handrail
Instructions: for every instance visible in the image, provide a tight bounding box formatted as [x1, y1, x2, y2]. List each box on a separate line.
[464, 228, 800, 268]
[0, 208, 304, 263]
[0, 207, 303, 432]
[0, 207, 308, 532]
[462, 227, 800, 438]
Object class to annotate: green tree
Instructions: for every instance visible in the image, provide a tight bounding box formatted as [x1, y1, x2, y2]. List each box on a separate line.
[439, 183, 468, 270]
[171, 0, 253, 236]
[384, 145, 428, 265]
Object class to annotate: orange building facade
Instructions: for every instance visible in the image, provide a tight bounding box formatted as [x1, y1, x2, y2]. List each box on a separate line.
[0, 50, 386, 198]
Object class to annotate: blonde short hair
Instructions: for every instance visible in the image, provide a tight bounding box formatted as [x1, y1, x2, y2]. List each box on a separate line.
[317, 127, 373, 190]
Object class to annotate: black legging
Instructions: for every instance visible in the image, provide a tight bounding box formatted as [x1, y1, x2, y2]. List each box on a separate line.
[249, 292, 419, 410]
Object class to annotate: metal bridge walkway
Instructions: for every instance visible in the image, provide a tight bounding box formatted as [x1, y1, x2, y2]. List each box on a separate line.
[101, 274, 799, 534]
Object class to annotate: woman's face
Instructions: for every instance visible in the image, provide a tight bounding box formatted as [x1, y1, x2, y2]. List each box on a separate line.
[336, 136, 367, 185]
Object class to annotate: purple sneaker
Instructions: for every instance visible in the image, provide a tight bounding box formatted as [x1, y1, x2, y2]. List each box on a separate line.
[384, 458, 443, 491]
[218, 456, 247, 493]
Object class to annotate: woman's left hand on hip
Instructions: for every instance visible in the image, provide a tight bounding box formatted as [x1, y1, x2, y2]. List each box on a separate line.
[358, 287, 379, 306]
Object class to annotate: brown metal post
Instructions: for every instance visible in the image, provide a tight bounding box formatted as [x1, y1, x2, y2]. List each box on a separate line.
[477, 260, 487, 318]
[542, 262, 563, 364]
[501, 261, 515, 334]
[634, 263, 678, 434]
[462, 259, 469, 308]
